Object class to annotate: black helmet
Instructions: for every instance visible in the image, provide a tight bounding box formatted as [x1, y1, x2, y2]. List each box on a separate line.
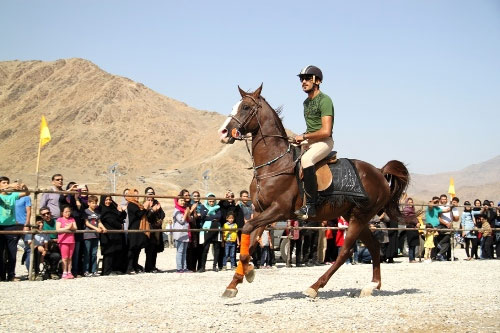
[297, 65, 323, 82]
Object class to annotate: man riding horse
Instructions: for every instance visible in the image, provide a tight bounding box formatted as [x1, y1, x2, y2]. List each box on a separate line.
[294, 65, 334, 219]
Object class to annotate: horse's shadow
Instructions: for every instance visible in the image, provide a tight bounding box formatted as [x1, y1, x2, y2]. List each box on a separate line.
[235, 288, 422, 305]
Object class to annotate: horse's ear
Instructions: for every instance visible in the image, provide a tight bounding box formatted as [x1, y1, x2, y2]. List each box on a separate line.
[238, 86, 247, 98]
[252, 83, 263, 98]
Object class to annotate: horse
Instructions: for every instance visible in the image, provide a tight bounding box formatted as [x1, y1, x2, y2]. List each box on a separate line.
[217, 84, 409, 299]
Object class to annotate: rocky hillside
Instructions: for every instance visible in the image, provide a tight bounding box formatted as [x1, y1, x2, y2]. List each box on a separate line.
[0, 58, 253, 196]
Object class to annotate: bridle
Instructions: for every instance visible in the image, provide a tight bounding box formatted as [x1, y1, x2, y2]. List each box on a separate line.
[227, 95, 262, 139]
[225, 94, 297, 212]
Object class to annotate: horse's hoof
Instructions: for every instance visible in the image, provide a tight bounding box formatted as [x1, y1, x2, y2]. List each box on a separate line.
[303, 287, 318, 299]
[359, 281, 379, 297]
[222, 288, 238, 298]
[245, 267, 255, 283]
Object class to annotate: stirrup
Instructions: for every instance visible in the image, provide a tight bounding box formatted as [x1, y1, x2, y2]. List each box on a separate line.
[294, 204, 316, 219]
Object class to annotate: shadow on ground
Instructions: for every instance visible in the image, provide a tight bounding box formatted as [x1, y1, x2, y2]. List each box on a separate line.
[232, 288, 422, 305]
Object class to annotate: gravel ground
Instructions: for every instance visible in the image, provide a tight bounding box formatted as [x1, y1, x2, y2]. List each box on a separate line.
[1, 247, 499, 332]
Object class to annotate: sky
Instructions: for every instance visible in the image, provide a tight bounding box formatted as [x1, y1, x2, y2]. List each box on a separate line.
[1, 1, 499, 174]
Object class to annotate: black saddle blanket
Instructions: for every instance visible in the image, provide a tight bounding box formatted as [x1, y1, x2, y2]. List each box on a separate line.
[318, 158, 368, 206]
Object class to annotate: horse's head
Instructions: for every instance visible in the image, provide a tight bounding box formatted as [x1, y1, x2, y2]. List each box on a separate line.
[218, 84, 263, 144]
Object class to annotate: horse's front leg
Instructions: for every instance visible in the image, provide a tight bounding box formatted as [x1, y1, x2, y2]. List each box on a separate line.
[222, 204, 285, 298]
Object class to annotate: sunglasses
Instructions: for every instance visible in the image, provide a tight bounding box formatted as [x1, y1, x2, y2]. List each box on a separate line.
[41, 212, 51, 216]
[299, 75, 313, 82]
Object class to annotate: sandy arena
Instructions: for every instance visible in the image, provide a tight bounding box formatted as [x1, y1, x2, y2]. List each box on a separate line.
[1, 247, 499, 332]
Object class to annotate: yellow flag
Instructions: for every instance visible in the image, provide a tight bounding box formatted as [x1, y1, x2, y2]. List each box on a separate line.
[448, 177, 456, 198]
[40, 116, 51, 147]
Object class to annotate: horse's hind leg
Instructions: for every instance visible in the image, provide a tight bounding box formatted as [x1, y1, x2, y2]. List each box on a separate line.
[357, 226, 382, 297]
[304, 218, 364, 299]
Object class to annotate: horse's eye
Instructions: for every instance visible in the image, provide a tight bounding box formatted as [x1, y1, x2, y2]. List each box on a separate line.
[243, 105, 250, 111]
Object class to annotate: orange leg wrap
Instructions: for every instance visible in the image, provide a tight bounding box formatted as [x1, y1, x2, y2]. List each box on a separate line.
[235, 234, 251, 275]
[240, 234, 250, 255]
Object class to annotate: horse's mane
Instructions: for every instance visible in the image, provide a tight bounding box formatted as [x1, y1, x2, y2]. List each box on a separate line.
[260, 96, 287, 134]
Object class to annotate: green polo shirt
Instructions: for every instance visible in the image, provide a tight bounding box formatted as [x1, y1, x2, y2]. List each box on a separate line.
[0, 192, 20, 226]
[303, 92, 334, 133]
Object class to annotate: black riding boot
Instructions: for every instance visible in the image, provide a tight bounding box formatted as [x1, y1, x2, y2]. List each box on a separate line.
[294, 166, 318, 219]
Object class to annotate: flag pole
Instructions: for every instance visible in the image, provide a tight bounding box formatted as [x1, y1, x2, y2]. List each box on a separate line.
[35, 137, 42, 189]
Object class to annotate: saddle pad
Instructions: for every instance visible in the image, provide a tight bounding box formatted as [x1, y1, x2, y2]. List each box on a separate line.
[322, 158, 367, 198]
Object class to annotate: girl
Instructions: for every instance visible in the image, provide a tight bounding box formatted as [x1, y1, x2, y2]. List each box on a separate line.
[423, 224, 438, 263]
[461, 201, 477, 260]
[172, 197, 190, 273]
[56, 205, 77, 279]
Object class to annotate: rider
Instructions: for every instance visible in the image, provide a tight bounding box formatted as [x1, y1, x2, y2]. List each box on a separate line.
[294, 65, 334, 219]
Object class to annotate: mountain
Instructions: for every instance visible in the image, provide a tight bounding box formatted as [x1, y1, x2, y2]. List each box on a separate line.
[0, 58, 254, 197]
[407, 155, 500, 203]
[0, 58, 497, 207]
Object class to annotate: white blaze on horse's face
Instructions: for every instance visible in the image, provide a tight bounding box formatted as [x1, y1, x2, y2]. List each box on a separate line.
[218, 100, 242, 143]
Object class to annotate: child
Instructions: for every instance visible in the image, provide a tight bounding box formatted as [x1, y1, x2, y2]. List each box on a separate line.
[423, 223, 438, 263]
[477, 214, 492, 259]
[258, 229, 273, 268]
[222, 212, 239, 270]
[56, 205, 77, 279]
[83, 196, 105, 277]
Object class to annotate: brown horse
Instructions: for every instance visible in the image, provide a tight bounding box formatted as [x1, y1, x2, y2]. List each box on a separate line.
[218, 85, 409, 298]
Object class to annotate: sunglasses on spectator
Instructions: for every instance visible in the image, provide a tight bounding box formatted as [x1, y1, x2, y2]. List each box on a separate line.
[41, 212, 51, 216]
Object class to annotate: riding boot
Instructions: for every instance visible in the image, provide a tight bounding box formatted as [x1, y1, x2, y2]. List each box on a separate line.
[294, 166, 318, 219]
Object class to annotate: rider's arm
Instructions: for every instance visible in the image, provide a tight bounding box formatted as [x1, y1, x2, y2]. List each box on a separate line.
[296, 116, 333, 142]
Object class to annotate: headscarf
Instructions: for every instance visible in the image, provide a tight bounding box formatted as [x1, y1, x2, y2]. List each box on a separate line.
[174, 198, 186, 214]
[125, 188, 144, 209]
[204, 193, 220, 216]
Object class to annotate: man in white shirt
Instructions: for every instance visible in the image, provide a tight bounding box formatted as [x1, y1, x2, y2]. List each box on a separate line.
[436, 195, 459, 261]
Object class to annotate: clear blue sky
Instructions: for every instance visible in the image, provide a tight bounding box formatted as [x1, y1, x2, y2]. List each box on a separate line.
[1, 1, 499, 174]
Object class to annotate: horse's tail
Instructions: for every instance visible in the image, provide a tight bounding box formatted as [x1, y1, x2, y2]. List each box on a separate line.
[380, 160, 410, 222]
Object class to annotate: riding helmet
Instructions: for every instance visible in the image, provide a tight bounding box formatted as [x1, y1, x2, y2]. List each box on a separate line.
[297, 65, 323, 82]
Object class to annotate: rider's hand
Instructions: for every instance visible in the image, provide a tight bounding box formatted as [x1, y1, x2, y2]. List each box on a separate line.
[294, 134, 305, 143]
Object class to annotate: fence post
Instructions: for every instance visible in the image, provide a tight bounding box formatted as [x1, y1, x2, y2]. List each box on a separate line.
[28, 191, 38, 281]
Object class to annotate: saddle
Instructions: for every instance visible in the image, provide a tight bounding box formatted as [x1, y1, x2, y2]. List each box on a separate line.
[299, 151, 338, 191]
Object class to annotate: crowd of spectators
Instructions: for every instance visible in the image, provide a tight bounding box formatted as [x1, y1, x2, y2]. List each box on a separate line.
[0, 174, 499, 282]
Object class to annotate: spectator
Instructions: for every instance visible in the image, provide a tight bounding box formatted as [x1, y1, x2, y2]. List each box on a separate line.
[0, 176, 30, 281]
[143, 187, 165, 273]
[56, 205, 77, 279]
[481, 200, 496, 258]
[186, 190, 203, 272]
[336, 216, 350, 264]
[370, 212, 389, 258]
[495, 203, 500, 259]
[198, 193, 222, 273]
[125, 189, 149, 274]
[26, 216, 50, 273]
[323, 219, 337, 264]
[83, 195, 105, 277]
[302, 220, 321, 266]
[286, 219, 303, 267]
[98, 195, 126, 276]
[15, 187, 32, 271]
[403, 198, 419, 263]
[238, 190, 254, 224]
[436, 195, 459, 261]
[218, 190, 243, 269]
[423, 224, 438, 263]
[258, 228, 273, 268]
[61, 182, 87, 278]
[380, 211, 397, 263]
[461, 201, 478, 260]
[39, 207, 57, 239]
[172, 197, 190, 273]
[40, 174, 65, 218]
[222, 212, 239, 270]
[477, 214, 492, 259]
